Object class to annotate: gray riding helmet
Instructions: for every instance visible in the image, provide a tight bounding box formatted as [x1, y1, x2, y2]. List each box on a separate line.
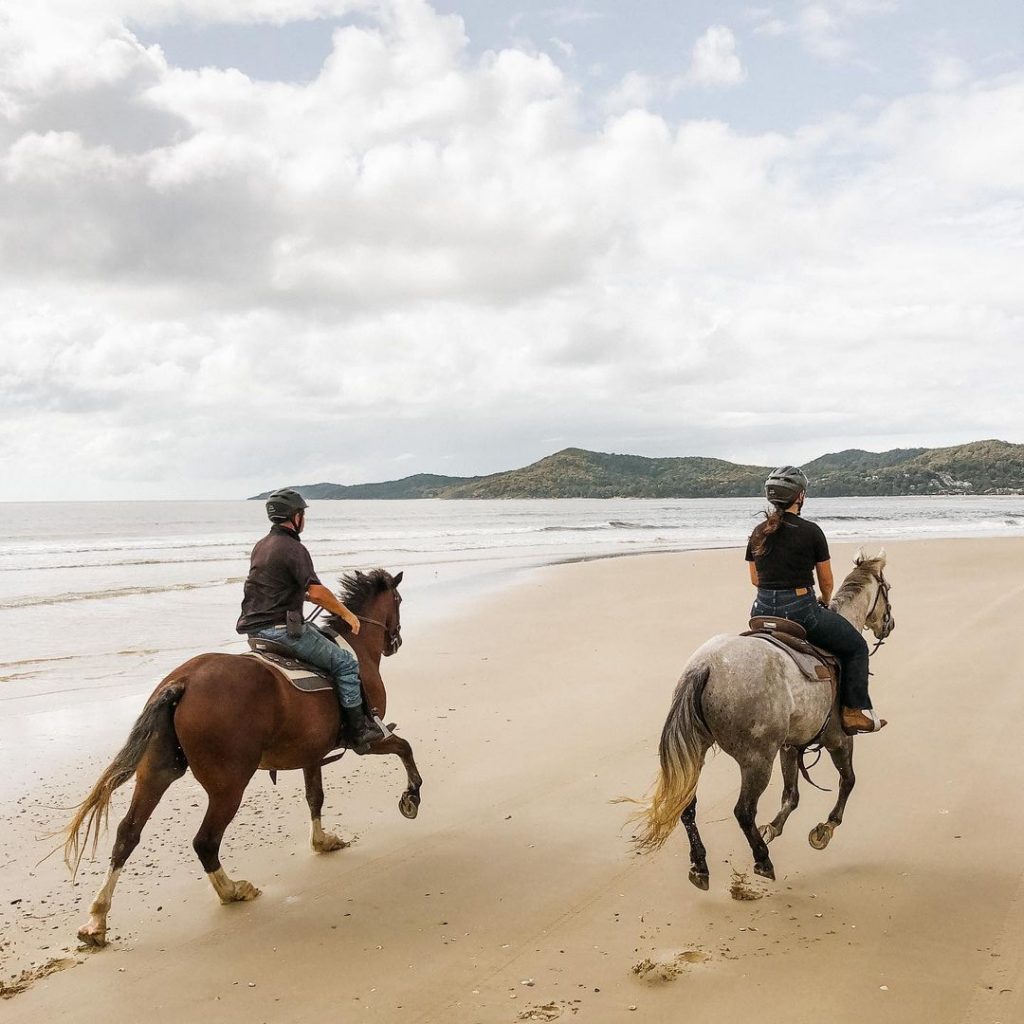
[265, 488, 309, 523]
[764, 466, 809, 508]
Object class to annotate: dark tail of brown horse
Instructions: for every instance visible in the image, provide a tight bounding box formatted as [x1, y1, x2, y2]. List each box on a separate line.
[64, 682, 186, 877]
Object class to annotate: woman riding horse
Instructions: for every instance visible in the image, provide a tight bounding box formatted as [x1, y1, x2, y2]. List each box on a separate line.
[745, 466, 886, 735]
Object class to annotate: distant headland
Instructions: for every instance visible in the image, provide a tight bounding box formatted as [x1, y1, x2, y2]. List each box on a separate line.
[249, 440, 1024, 500]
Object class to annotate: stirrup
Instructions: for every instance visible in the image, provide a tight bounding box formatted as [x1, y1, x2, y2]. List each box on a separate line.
[842, 707, 887, 735]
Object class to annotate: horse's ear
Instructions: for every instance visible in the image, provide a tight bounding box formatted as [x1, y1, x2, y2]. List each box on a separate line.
[876, 547, 887, 568]
[392, 570, 403, 587]
[855, 547, 865, 565]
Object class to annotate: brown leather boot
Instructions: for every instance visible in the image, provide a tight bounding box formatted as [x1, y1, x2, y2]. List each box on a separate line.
[842, 707, 887, 735]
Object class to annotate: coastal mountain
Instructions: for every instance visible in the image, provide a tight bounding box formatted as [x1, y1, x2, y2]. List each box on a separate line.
[250, 440, 1024, 500]
[253, 473, 478, 500]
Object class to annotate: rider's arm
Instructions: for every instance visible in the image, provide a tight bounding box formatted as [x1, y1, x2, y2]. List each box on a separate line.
[815, 560, 834, 606]
[748, 561, 759, 586]
[307, 583, 361, 634]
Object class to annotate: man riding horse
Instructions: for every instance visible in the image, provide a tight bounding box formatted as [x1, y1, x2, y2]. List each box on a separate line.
[236, 488, 381, 752]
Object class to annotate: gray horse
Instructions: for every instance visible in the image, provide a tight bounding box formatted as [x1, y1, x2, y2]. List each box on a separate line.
[630, 551, 894, 888]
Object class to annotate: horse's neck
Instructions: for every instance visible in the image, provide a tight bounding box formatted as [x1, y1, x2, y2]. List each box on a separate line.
[345, 632, 383, 668]
[834, 584, 873, 632]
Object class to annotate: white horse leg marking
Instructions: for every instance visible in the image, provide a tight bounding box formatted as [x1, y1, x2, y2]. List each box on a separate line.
[310, 816, 350, 853]
[78, 866, 122, 947]
[207, 867, 261, 903]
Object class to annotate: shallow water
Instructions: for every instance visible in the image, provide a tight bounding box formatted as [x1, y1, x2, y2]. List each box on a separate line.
[0, 495, 1021, 706]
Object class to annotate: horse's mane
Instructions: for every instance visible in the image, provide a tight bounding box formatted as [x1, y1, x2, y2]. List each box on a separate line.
[832, 556, 885, 609]
[327, 568, 397, 627]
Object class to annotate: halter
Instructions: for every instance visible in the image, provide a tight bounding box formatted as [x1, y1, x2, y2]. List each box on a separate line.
[865, 574, 893, 657]
[358, 614, 403, 656]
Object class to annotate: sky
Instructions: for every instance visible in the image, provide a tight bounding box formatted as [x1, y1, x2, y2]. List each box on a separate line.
[1, 0, 1022, 500]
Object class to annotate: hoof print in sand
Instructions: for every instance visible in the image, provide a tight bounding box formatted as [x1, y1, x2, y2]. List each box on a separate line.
[729, 870, 768, 901]
[632, 949, 709, 983]
[1, 957, 80, 1000]
[517, 1001, 579, 1020]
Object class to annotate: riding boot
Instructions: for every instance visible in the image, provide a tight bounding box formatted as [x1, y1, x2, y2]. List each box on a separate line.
[341, 705, 379, 754]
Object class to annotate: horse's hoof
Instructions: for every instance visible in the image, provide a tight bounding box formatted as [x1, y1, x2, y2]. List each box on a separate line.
[758, 823, 778, 845]
[222, 880, 261, 903]
[808, 823, 834, 850]
[688, 869, 710, 891]
[77, 924, 107, 948]
[313, 832, 350, 853]
[754, 861, 776, 881]
[399, 792, 420, 819]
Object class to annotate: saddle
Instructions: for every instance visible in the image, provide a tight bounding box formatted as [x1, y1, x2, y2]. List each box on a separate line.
[741, 616, 840, 686]
[245, 637, 334, 694]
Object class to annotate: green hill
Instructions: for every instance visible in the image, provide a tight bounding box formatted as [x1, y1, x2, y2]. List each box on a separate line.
[441, 448, 767, 498]
[248, 440, 1024, 499]
[250, 473, 476, 500]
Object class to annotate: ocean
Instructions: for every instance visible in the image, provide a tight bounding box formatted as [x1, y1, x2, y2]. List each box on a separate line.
[2, 495, 1023, 709]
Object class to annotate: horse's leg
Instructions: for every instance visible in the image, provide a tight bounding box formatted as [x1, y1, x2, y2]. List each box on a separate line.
[191, 771, 261, 903]
[303, 764, 350, 852]
[364, 733, 422, 819]
[681, 796, 709, 890]
[78, 729, 185, 946]
[735, 755, 776, 880]
[761, 745, 801, 845]
[809, 737, 855, 851]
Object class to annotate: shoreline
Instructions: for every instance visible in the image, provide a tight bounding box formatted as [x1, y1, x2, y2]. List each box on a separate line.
[3, 536, 1024, 1022]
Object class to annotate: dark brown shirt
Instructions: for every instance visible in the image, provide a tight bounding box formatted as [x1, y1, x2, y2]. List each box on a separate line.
[236, 525, 322, 634]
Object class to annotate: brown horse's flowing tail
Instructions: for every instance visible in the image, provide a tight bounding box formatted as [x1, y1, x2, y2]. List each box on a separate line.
[628, 663, 712, 853]
[63, 682, 185, 878]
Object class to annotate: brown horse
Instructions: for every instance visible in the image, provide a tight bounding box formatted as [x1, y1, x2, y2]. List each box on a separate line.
[64, 568, 420, 947]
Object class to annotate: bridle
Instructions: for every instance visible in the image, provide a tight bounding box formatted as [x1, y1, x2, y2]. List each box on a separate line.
[357, 590, 402, 656]
[866, 573, 893, 656]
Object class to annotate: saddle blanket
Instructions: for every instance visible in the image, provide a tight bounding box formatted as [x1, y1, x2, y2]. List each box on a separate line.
[243, 650, 334, 693]
[746, 634, 834, 683]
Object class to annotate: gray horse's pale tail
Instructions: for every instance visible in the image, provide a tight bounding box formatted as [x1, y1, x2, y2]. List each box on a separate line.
[630, 663, 712, 852]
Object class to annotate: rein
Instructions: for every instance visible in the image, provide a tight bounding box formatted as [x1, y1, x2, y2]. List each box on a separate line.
[799, 572, 891, 791]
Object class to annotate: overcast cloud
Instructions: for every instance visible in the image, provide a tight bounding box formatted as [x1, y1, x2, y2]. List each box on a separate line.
[1, 0, 1022, 499]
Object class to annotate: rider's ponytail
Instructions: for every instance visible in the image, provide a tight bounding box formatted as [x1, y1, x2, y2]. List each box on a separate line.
[749, 507, 784, 557]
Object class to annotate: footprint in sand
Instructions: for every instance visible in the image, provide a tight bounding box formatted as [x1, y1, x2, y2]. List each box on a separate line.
[516, 1000, 579, 1020]
[632, 948, 711, 984]
[1, 957, 80, 1000]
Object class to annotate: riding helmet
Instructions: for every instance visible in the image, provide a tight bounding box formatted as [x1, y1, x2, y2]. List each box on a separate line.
[266, 488, 308, 523]
[764, 466, 809, 508]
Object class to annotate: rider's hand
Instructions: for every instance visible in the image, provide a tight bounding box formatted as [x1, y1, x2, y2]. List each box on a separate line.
[345, 612, 361, 635]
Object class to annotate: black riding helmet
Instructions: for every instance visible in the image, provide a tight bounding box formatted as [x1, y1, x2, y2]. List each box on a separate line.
[266, 488, 308, 524]
[764, 466, 809, 508]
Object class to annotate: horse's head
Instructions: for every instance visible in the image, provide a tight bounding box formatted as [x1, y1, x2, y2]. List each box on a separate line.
[855, 548, 894, 640]
[334, 568, 404, 656]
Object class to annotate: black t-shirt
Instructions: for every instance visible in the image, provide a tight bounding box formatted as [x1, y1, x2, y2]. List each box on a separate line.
[236, 525, 322, 634]
[744, 513, 830, 589]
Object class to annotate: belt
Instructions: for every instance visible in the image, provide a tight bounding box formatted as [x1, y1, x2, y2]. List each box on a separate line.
[758, 587, 811, 597]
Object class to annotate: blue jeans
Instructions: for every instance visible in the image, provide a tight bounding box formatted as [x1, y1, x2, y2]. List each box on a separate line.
[253, 624, 363, 708]
[751, 588, 872, 709]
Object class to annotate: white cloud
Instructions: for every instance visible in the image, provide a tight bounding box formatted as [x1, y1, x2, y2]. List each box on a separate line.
[928, 54, 970, 91]
[750, 1, 897, 60]
[687, 25, 747, 87]
[1, 0, 1023, 498]
[601, 71, 657, 114]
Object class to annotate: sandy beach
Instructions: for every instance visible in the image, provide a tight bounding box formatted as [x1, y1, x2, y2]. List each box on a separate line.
[3, 537, 1023, 1023]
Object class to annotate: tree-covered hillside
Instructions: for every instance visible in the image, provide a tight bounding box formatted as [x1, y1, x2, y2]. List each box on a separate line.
[249, 440, 1024, 499]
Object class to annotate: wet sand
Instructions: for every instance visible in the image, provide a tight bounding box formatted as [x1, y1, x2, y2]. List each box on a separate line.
[3, 538, 1023, 1022]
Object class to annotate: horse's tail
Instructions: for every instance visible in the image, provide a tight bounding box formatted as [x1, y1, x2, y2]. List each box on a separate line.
[63, 681, 186, 877]
[628, 662, 713, 853]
